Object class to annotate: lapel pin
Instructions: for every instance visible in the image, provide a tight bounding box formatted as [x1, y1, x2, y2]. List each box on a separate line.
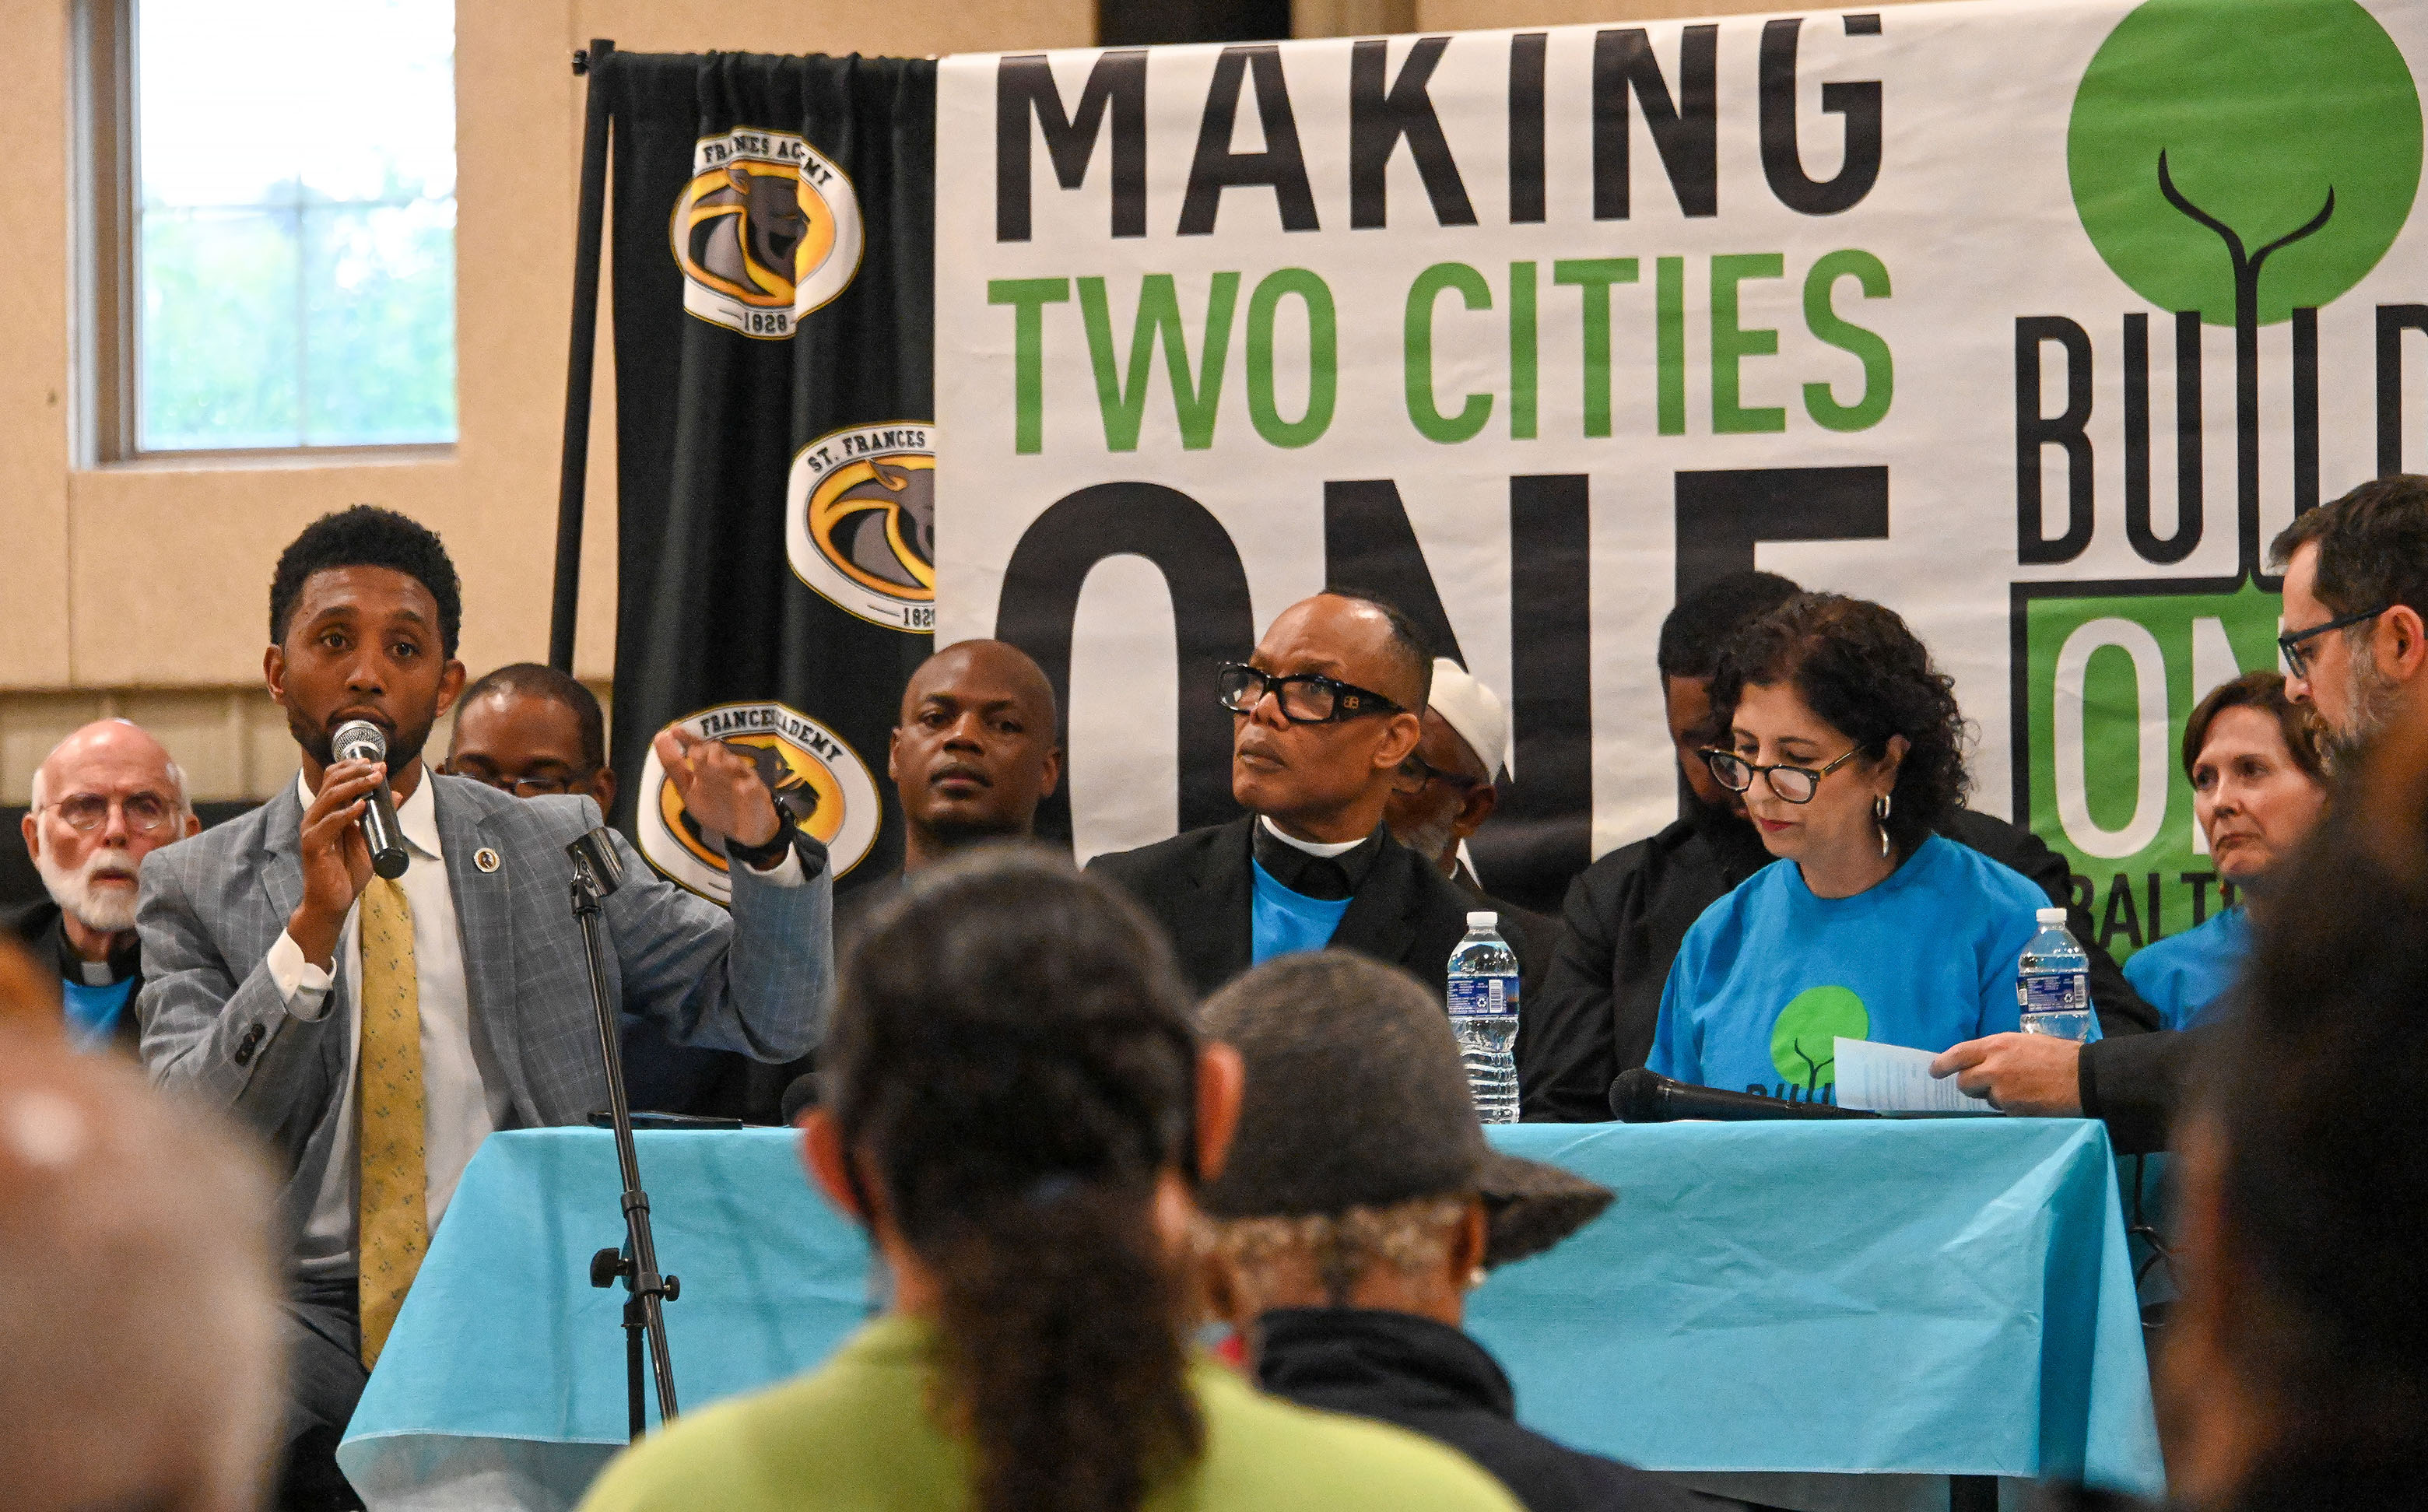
[474, 847, 502, 874]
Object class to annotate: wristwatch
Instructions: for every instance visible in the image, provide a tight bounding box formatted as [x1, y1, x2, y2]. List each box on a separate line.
[723, 815, 797, 872]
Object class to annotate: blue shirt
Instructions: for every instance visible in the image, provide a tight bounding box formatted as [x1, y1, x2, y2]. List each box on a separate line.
[2121, 907, 2250, 1031]
[1251, 859, 1354, 966]
[1650, 834, 2044, 1099]
[62, 975, 138, 1052]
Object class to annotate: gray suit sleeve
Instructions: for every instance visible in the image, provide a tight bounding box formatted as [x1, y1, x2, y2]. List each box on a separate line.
[135, 849, 337, 1134]
[593, 811, 833, 1063]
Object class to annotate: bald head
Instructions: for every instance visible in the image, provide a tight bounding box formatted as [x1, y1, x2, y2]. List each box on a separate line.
[889, 640, 1062, 871]
[0, 1001, 282, 1512]
[23, 721, 198, 954]
[30, 719, 187, 813]
[898, 640, 1059, 730]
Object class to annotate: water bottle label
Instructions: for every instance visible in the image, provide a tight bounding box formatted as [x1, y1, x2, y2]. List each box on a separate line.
[2018, 971, 2088, 1014]
[1448, 975, 1517, 1019]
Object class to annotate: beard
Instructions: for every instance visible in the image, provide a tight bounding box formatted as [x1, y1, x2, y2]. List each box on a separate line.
[2325, 652, 2399, 767]
[1392, 805, 1461, 868]
[36, 839, 142, 935]
[288, 704, 434, 774]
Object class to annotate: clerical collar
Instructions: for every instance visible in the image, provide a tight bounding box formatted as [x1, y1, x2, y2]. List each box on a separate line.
[1253, 817, 1387, 901]
[50, 912, 140, 988]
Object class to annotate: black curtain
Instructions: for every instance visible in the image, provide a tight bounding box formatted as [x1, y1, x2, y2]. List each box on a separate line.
[596, 51, 936, 901]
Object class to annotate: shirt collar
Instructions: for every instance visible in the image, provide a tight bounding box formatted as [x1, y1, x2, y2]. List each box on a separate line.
[296, 765, 442, 860]
[1258, 816, 1367, 858]
[1251, 818, 1387, 898]
[1254, 1307, 1516, 1423]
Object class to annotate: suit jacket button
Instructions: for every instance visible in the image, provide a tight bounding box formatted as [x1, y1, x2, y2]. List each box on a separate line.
[474, 847, 502, 874]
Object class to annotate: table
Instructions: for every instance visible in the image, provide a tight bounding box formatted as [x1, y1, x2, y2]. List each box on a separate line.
[339, 1121, 2163, 1511]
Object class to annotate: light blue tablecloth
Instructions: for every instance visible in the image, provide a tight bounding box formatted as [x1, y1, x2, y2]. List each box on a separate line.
[339, 1121, 2162, 1509]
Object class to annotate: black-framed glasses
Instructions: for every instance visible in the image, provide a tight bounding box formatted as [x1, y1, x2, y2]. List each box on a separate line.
[2278, 604, 2390, 679]
[42, 791, 177, 833]
[1400, 752, 1486, 793]
[1216, 664, 1404, 724]
[1702, 746, 1864, 805]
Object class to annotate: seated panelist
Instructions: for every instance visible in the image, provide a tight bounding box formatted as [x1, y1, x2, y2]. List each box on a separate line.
[2122, 672, 2328, 1030]
[1650, 594, 2044, 1098]
[135, 507, 835, 1507]
[1089, 591, 1500, 1000]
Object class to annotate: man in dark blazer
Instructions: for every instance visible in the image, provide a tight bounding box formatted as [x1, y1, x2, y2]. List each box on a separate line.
[137, 507, 833, 1510]
[1089, 590, 1490, 999]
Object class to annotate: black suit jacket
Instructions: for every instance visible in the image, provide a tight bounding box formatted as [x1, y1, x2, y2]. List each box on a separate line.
[1518, 805, 2165, 1123]
[3, 896, 143, 1054]
[1087, 818, 1485, 999]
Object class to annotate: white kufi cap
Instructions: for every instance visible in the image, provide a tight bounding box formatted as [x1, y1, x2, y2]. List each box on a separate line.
[1426, 658, 1510, 779]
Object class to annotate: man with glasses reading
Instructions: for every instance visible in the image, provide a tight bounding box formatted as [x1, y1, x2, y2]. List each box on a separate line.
[1089, 590, 1496, 998]
[1936, 475, 2428, 1150]
[7, 720, 200, 1052]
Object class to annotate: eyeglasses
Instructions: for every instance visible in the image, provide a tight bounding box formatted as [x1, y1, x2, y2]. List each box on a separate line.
[1399, 752, 1486, 793]
[2278, 604, 2390, 679]
[1703, 746, 1864, 805]
[458, 770, 595, 798]
[1216, 665, 1404, 724]
[43, 791, 177, 833]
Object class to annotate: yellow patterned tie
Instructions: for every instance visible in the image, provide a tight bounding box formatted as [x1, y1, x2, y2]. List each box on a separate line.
[356, 875, 428, 1367]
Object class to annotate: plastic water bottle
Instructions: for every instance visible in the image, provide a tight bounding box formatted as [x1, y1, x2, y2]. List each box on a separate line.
[1448, 911, 1521, 1123]
[2016, 907, 2095, 1042]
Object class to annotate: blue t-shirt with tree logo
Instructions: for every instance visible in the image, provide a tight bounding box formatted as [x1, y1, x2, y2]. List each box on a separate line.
[1649, 833, 2044, 1100]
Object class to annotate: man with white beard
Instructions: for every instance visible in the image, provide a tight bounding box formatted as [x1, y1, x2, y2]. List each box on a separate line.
[6, 721, 199, 1051]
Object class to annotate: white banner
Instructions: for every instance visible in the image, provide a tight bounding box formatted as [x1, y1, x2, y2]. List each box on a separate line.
[935, 0, 2426, 945]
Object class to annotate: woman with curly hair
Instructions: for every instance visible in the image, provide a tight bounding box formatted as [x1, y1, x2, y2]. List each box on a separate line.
[1648, 594, 2047, 1100]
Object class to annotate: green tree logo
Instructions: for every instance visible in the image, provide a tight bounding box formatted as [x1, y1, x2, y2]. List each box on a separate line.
[2068, 0, 2420, 554]
[2070, 0, 2418, 325]
[1770, 986, 1870, 1091]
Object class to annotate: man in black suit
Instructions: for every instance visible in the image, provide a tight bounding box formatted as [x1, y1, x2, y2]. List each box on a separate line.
[6, 719, 202, 1054]
[1089, 590, 1489, 999]
[1518, 570, 2160, 1124]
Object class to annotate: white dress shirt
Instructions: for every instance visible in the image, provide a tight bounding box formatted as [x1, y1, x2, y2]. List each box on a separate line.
[268, 770, 511, 1279]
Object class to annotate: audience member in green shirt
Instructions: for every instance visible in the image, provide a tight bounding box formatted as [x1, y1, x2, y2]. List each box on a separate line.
[578, 848, 1521, 1512]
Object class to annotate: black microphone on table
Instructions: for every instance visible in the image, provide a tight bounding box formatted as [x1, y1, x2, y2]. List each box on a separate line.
[1609, 1067, 1879, 1123]
[332, 719, 412, 880]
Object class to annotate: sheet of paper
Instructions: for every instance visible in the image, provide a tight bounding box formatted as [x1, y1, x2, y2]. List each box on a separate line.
[1833, 1038, 1999, 1114]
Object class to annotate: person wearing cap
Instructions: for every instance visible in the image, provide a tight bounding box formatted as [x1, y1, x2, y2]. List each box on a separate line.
[1384, 660, 1560, 996]
[1091, 590, 1503, 998]
[1199, 951, 1707, 1512]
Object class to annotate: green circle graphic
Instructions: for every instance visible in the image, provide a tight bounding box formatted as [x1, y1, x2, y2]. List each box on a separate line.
[1770, 986, 1870, 1089]
[2068, 0, 2422, 326]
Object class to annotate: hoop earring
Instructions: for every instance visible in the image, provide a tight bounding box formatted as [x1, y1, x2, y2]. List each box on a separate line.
[1874, 793, 1893, 858]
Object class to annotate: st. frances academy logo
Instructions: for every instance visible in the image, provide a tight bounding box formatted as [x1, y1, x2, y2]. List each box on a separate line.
[787, 423, 935, 632]
[670, 128, 865, 340]
[635, 703, 881, 902]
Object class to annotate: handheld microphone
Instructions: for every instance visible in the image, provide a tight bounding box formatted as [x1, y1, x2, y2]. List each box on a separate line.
[332, 720, 411, 880]
[1609, 1068, 1879, 1124]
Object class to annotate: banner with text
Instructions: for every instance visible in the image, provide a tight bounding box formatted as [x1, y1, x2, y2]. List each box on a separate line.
[934, 0, 2426, 942]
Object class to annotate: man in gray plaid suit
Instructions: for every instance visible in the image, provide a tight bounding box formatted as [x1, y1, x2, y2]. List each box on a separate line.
[136, 507, 833, 1510]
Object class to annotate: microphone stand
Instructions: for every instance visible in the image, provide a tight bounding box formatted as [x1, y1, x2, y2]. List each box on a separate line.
[567, 830, 680, 1440]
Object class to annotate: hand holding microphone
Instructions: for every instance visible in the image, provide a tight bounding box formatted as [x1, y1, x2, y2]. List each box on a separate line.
[288, 720, 409, 970]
